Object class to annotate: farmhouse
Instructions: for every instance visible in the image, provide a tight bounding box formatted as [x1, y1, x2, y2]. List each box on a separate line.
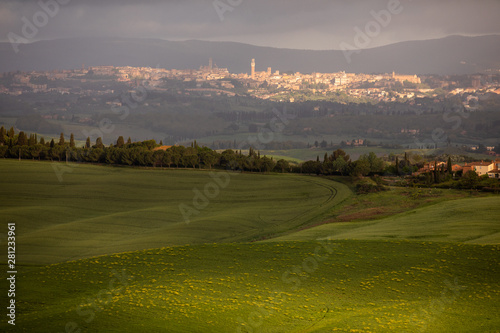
[153, 146, 173, 151]
[417, 161, 446, 174]
[416, 160, 500, 178]
[467, 160, 498, 177]
[463, 160, 500, 178]
[487, 160, 500, 179]
[488, 169, 500, 179]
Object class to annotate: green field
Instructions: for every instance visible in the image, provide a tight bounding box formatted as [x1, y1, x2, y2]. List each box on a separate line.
[0, 160, 350, 264]
[1, 159, 499, 332]
[262, 147, 498, 162]
[2, 241, 499, 332]
[260, 147, 414, 162]
[269, 196, 500, 244]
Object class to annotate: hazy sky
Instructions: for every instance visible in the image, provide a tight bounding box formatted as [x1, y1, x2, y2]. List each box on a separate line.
[1, 0, 500, 50]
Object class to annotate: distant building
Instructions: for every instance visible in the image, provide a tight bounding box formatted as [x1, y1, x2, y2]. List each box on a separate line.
[153, 146, 173, 151]
[487, 160, 500, 179]
[251, 59, 256, 80]
[461, 160, 500, 177]
[334, 72, 349, 86]
[392, 72, 421, 84]
[468, 161, 496, 176]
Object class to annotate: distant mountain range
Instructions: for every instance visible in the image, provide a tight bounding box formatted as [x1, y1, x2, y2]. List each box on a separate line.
[1, 35, 499, 75]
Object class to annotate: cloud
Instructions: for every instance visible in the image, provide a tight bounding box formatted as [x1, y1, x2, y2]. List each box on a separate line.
[1, 0, 499, 50]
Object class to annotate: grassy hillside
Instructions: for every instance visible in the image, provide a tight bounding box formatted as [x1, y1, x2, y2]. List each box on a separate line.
[0, 159, 351, 264]
[269, 196, 500, 244]
[2, 241, 498, 332]
[2, 159, 499, 332]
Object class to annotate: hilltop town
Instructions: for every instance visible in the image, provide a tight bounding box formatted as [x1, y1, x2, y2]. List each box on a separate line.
[2, 59, 500, 106]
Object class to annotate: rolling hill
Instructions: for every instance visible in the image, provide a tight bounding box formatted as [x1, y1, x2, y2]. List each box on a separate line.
[0, 159, 351, 265]
[269, 196, 500, 244]
[1, 160, 499, 332]
[3, 241, 499, 332]
[1, 35, 499, 74]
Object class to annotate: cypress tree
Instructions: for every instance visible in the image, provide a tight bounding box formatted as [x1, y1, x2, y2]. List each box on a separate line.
[40, 137, 45, 146]
[447, 157, 452, 174]
[95, 137, 104, 149]
[8, 127, 15, 138]
[395, 156, 399, 175]
[70, 133, 75, 148]
[434, 161, 438, 183]
[59, 133, 65, 145]
[0, 126, 6, 144]
[50, 139, 55, 148]
[17, 131, 28, 146]
[116, 136, 125, 148]
[85, 137, 91, 149]
[126, 137, 132, 145]
[425, 173, 431, 186]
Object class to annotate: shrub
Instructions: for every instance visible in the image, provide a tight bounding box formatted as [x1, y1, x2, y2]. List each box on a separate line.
[355, 182, 387, 194]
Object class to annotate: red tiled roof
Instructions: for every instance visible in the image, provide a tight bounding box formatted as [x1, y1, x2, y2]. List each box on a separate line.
[469, 161, 491, 166]
[153, 145, 173, 151]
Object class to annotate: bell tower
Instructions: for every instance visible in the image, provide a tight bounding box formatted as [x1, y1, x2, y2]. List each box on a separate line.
[251, 58, 255, 80]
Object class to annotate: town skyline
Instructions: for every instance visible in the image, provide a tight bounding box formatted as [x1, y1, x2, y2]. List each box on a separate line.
[3, 59, 499, 103]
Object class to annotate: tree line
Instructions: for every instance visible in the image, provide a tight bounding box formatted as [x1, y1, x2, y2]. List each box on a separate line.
[2, 126, 496, 192]
[0, 127, 389, 176]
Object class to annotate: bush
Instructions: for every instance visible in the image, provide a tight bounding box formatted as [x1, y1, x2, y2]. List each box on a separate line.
[355, 182, 387, 194]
